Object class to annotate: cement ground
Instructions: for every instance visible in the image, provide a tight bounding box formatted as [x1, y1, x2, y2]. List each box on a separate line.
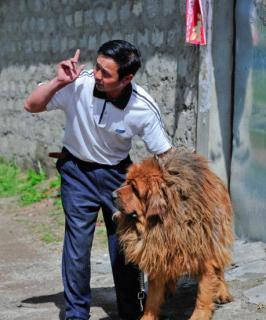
[0, 197, 266, 320]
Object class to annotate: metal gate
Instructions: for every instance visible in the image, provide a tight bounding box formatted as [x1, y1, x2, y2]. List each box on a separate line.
[231, 0, 266, 241]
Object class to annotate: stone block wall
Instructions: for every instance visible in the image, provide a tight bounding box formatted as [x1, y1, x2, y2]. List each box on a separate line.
[0, 0, 199, 173]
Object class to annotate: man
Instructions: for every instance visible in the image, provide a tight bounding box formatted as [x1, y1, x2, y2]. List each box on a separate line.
[25, 40, 172, 320]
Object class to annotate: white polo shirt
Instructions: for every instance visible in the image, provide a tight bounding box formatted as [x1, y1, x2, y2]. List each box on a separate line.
[46, 70, 172, 165]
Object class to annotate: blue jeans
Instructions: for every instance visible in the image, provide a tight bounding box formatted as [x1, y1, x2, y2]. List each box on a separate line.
[57, 153, 142, 320]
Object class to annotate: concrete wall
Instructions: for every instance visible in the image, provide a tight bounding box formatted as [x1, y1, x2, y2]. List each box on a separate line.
[0, 0, 199, 174]
[196, 0, 234, 185]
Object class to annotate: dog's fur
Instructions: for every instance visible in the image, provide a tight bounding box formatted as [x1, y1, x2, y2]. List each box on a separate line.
[115, 149, 234, 320]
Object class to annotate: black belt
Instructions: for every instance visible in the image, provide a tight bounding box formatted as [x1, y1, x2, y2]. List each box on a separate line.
[49, 147, 132, 169]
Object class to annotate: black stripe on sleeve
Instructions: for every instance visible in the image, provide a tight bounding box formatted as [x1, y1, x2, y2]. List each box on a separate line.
[78, 70, 94, 78]
[132, 89, 171, 144]
[132, 89, 162, 124]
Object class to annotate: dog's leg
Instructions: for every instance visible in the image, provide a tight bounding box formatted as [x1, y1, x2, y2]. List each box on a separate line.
[213, 267, 233, 304]
[189, 262, 215, 320]
[140, 277, 165, 320]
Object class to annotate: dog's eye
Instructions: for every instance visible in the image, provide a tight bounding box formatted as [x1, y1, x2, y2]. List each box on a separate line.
[131, 183, 140, 198]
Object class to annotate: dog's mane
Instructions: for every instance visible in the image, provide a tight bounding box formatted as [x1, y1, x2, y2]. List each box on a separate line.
[118, 149, 234, 279]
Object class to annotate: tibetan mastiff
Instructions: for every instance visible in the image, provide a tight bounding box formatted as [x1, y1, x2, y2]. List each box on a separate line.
[114, 149, 233, 320]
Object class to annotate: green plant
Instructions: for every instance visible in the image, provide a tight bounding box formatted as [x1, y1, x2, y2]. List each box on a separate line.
[0, 158, 20, 196]
[0, 158, 66, 244]
[49, 174, 61, 189]
[19, 187, 46, 205]
[18, 163, 47, 205]
[0, 158, 61, 206]
[41, 231, 57, 244]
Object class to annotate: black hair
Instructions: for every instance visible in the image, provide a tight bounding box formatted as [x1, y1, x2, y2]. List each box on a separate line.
[97, 40, 141, 80]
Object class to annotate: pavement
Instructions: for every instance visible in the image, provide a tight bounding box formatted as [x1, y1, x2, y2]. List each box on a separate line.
[0, 198, 266, 320]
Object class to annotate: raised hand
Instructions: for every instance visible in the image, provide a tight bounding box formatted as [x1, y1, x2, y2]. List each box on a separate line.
[56, 49, 85, 84]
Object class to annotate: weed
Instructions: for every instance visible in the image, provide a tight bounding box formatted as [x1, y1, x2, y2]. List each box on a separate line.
[57, 218, 65, 226]
[0, 158, 20, 196]
[20, 187, 46, 205]
[15, 218, 28, 225]
[18, 164, 47, 205]
[49, 175, 61, 189]
[53, 198, 62, 208]
[48, 209, 63, 217]
[26, 166, 46, 186]
[0, 159, 107, 247]
[0, 158, 61, 206]
[0, 159, 65, 244]
[41, 232, 57, 244]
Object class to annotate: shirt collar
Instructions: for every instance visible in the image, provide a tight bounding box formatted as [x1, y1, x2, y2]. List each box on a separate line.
[93, 83, 132, 110]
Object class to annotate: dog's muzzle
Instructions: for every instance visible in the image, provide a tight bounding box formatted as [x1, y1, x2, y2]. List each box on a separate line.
[112, 210, 122, 223]
[112, 190, 138, 221]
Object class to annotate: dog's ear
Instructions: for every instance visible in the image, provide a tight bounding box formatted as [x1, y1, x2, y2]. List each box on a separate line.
[165, 175, 190, 201]
[146, 184, 167, 220]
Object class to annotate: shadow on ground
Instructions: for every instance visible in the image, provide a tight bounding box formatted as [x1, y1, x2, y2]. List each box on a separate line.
[21, 286, 117, 320]
[21, 277, 198, 320]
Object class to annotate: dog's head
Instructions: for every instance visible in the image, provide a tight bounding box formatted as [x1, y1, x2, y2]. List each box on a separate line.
[115, 159, 169, 228]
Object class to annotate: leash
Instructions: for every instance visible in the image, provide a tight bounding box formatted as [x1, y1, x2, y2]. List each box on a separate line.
[138, 271, 146, 312]
[110, 201, 146, 313]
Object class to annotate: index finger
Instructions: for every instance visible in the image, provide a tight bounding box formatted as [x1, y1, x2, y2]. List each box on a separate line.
[72, 49, 80, 63]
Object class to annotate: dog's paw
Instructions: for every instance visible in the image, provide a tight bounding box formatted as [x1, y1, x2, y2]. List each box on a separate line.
[214, 292, 233, 304]
[189, 308, 213, 320]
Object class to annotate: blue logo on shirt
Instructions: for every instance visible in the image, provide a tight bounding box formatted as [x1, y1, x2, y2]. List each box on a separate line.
[115, 129, 126, 134]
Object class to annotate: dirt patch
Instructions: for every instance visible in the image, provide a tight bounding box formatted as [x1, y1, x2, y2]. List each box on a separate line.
[0, 196, 107, 248]
[1, 196, 266, 320]
[0, 197, 114, 320]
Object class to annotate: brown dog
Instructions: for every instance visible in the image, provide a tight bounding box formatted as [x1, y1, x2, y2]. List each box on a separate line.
[114, 149, 234, 320]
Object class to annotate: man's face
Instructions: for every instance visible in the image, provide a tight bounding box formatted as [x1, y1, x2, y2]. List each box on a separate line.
[93, 55, 131, 97]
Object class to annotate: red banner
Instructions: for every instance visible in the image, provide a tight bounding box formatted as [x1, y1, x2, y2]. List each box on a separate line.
[186, 0, 207, 45]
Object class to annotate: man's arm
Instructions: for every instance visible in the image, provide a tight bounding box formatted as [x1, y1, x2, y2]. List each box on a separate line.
[157, 147, 196, 163]
[24, 49, 84, 113]
[24, 78, 65, 113]
[157, 147, 174, 158]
